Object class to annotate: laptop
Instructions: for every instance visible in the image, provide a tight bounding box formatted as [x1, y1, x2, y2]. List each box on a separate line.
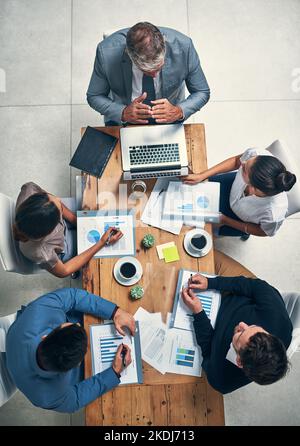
[120, 124, 189, 180]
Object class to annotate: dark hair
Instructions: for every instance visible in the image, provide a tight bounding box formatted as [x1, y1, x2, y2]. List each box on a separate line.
[37, 324, 88, 372]
[239, 332, 290, 385]
[249, 156, 296, 196]
[126, 22, 165, 69]
[15, 192, 60, 239]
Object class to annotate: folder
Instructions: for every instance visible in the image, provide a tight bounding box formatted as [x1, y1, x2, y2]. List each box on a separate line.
[70, 126, 118, 178]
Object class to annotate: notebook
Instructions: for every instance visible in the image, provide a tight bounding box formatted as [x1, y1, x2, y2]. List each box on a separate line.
[70, 126, 118, 178]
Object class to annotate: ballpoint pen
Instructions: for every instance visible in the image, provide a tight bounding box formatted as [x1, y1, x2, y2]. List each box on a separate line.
[121, 344, 127, 368]
[105, 228, 119, 246]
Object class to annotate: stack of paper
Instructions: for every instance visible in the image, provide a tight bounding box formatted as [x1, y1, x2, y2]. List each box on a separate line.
[141, 179, 182, 235]
[134, 307, 202, 377]
[141, 179, 213, 236]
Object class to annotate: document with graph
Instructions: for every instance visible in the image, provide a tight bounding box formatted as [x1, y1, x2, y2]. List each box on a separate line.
[90, 322, 143, 385]
[170, 269, 221, 331]
[162, 181, 220, 222]
[163, 328, 202, 377]
[77, 209, 135, 258]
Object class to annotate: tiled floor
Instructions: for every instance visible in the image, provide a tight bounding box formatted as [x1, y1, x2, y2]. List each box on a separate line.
[0, 0, 299, 426]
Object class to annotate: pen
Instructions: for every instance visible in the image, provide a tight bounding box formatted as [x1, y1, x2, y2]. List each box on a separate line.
[121, 344, 127, 368]
[105, 228, 119, 246]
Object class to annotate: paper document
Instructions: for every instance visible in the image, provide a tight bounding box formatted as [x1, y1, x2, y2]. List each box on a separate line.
[163, 181, 220, 222]
[170, 269, 221, 331]
[163, 328, 202, 377]
[77, 210, 135, 258]
[134, 307, 167, 374]
[90, 322, 143, 385]
[141, 179, 182, 235]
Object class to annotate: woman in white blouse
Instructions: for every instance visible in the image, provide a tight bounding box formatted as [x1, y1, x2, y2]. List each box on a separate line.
[183, 148, 297, 237]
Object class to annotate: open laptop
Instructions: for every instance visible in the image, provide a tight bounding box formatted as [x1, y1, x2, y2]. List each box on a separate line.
[120, 124, 189, 180]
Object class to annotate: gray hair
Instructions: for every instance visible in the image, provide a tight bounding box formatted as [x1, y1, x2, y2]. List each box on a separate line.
[126, 22, 166, 71]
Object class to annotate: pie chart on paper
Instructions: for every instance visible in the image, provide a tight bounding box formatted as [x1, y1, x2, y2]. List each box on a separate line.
[87, 229, 101, 244]
[197, 196, 210, 209]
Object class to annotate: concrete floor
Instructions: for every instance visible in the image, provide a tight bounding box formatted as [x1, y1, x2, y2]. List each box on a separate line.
[0, 0, 300, 426]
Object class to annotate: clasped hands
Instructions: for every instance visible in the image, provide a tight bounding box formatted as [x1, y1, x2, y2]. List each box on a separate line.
[181, 273, 208, 315]
[122, 92, 183, 124]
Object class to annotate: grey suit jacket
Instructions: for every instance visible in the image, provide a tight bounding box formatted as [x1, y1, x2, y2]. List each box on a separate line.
[86, 27, 210, 124]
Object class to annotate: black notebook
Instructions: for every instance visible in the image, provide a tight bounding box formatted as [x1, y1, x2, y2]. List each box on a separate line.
[70, 126, 118, 178]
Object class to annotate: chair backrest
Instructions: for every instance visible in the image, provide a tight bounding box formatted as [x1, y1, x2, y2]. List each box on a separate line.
[265, 140, 300, 216]
[281, 292, 300, 359]
[0, 192, 41, 274]
[0, 313, 17, 407]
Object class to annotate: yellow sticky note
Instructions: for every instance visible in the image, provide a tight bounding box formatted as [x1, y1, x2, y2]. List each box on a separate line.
[162, 245, 180, 263]
[156, 242, 175, 260]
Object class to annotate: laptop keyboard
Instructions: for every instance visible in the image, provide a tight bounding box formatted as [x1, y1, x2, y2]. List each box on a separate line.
[129, 143, 180, 165]
[131, 171, 181, 179]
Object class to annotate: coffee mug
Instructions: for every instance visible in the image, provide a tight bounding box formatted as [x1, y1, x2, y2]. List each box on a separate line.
[190, 234, 208, 252]
[119, 261, 137, 281]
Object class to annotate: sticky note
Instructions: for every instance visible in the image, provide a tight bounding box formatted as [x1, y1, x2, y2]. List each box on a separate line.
[162, 245, 180, 263]
[156, 242, 175, 260]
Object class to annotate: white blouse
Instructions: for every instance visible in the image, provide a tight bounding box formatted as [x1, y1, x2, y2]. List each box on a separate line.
[229, 148, 288, 236]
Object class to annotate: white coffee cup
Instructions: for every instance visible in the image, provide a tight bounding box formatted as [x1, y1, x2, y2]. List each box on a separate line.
[189, 233, 208, 253]
[118, 261, 137, 281]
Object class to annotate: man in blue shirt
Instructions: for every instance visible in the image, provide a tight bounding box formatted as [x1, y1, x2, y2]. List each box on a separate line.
[6, 287, 135, 413]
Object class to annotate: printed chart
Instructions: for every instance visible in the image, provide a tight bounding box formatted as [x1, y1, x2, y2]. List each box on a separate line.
[163, 181, 220, 220]
[175, 347, 195, 368]
[171, 270, 221, 330]
[164, 328, 202, 377]
[100, 334, 124, 366]
[77, 211, 135, 258]
[90, 323, 142, 385]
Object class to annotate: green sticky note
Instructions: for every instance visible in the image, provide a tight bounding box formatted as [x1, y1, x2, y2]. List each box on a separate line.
[162, 245, 180, 263]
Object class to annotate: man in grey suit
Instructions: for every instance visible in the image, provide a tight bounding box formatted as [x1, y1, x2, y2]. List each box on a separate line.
[87, 22, 210, 126]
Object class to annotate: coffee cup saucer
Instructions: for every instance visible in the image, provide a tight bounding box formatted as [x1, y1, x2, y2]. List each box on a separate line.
[113, 256, 143, 286]
[183, 228, 212, 258]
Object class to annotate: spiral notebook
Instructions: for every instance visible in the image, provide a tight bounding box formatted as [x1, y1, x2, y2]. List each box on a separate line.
[70, 126, 118, 178]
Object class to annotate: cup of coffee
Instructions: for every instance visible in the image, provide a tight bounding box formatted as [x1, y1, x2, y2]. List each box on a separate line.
[190, 234, 207, 252]
[119, 261, 137, 281]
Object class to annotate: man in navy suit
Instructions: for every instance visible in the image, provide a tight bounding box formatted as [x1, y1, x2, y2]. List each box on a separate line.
[87, 22, 210, 125]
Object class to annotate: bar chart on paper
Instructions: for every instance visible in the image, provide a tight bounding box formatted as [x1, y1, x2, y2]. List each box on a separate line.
[197, 293, 213, 318]
[100, 335, 124, 368]
[171, 270, 221, 331]
[163, 328, 202, 377]
[90, 323, 143, 385]
[176, 347, 195, 368]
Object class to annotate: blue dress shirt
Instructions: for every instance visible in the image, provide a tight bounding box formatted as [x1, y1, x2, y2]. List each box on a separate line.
[6, 288, 120, 413]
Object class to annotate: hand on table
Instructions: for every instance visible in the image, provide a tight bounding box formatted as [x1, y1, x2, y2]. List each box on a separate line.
[113, 308, 136, 336]
[122, 93, 152, 124]
[112, 343, 132, 375]
[151, 98, 183, 123]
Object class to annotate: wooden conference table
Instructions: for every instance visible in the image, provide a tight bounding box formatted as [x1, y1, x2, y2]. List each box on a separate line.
[81, 124, 224, 426]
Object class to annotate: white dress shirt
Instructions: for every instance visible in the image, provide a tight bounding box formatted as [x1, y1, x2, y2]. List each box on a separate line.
[226, 343, 239, 367]
[229, 148, 288, 236]
[131, 63, 162, 101]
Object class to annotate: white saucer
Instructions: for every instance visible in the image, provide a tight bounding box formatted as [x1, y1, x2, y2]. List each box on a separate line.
[113, 256, 143, 286]
[183, 228, 212, 258]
